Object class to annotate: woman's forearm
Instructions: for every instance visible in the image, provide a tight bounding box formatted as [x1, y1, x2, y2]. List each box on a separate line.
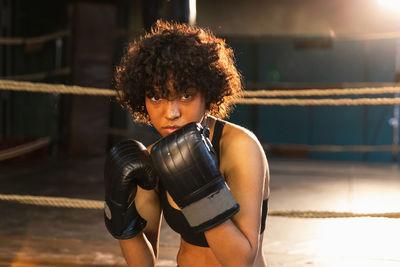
[119, 233, 156, 267]
[205, 220, 257, 267]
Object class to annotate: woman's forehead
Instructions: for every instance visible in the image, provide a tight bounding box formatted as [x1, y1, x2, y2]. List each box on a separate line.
[147, 80, 197, 96]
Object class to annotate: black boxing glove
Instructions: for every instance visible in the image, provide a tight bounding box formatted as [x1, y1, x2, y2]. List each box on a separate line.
[150, 122, 239, 232]
[104, 139, 156, 239]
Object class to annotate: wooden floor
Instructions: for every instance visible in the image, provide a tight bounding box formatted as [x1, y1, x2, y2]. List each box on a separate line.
[1, 157, 400, 266]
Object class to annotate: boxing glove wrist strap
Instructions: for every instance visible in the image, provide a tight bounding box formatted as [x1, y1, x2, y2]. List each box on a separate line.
[181, 184, 239, 231]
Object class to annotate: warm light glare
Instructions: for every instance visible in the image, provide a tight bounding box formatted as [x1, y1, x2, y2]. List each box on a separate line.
[189, 0, 197, 25]
[305, 219, 400, 266]
[378, 0, 400, 10]
[264, 217, 400, 266]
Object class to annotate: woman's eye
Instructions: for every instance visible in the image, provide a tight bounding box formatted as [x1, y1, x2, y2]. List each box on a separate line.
[181, 94, 192, 100]
[151, 96, 161, 101]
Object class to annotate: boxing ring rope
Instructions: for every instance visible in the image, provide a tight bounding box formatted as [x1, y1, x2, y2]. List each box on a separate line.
[1, 79, 400, 218]
[242, 87, 400, 97]
[234, 97, 400, 106]
[2, 32, 400, 222]
[2, 136, 397, 162]
[0, 79, 115, 96]
[0, 194, 102, 209]
[0, 193, 399, 219]
[262, 143, 400, 153]
[0, 137, 51, 161]
[1, 79, 400, 103]
[2, 79, 400, 105]
[1, 79, 400, 160]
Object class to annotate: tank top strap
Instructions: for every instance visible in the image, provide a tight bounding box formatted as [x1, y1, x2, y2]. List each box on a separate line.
[211, 119, 225, 165]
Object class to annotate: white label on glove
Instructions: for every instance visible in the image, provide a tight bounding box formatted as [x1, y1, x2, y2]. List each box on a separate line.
[181, 185, 237, 227]
[104, 202, 112, 220]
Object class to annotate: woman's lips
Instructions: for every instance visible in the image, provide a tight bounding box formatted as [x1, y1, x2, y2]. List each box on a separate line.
[162, 126, 181, 134]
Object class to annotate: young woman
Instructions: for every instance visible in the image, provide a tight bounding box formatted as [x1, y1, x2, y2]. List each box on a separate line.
[104, 20, 270, 267]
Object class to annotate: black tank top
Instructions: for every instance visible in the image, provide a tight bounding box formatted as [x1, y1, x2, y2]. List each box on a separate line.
[159, 119, 268, 247]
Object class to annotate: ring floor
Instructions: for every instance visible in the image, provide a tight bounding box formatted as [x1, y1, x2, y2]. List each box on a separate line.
[1, 157, 400, 267]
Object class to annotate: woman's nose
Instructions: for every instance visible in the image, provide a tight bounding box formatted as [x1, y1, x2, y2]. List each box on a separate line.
[165, 100, 181, 120]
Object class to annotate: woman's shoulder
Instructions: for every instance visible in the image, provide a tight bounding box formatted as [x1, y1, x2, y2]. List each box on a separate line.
[221, 120, 264, 152]
[219, 120, 267, 170]
[219, 120, 269, 197]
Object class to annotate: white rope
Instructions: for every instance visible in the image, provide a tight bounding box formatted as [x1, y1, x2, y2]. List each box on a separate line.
[2, 79, 400, 105]
[0, 137, 51, 161]
[268, 210, 400, 219]
[1, 194, 399, 218]
[0, 79, 115, 96]
[234, 97, 400, 106]
[0, 194, 103, 209]
[263, 144, 400, 153]
[242, 87, 400, 97]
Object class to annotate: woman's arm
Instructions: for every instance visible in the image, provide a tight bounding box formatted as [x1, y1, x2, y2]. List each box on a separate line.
[119, 186, 162, 267]
[120, 233, 156, 267]
[205, 125, 269, 267]
[104, 139, 162, 267]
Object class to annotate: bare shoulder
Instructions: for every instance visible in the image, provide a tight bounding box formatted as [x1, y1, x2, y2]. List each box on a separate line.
[220, 120, 269, 204]
[221, 121, 266, 163]
[219, 121, 270, 199]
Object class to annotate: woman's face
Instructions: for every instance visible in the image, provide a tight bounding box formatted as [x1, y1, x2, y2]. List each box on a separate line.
[145, 84, 206, 137]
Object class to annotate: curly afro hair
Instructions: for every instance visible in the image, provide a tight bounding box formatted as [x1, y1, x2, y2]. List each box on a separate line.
[114, 20, 243, 125]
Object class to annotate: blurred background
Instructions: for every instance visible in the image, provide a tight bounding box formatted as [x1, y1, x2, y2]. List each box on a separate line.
[1, 1, 400, 267]
[1, 0, 400, 163]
